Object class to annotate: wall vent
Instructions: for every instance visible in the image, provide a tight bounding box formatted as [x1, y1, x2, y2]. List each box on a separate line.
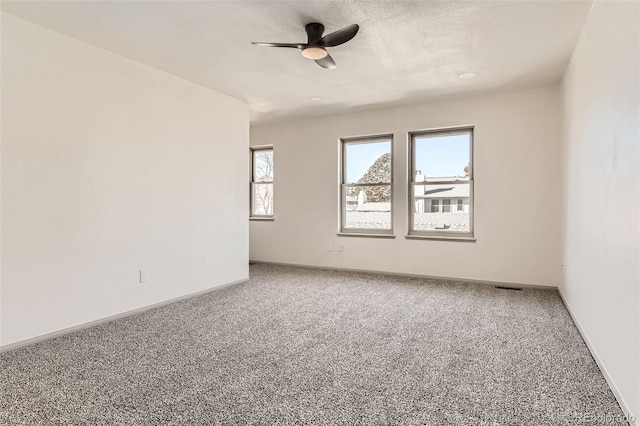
[494, 285, 523, 291]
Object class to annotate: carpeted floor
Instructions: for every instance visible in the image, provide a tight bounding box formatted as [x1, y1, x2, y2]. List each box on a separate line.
[0, 264, 627, 425]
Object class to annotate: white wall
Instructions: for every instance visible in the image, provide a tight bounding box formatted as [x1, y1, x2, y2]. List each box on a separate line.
[561, 1, 639, 419]
[0, 14, 249, 348]
[250, 86, 562, 287]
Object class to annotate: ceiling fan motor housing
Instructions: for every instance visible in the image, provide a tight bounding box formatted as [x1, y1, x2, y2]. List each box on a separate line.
[306, 22, 325, 44]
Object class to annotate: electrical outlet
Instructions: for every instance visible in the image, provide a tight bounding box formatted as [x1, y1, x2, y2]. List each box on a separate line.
[328, 243, 334, 252]
[139, 268, 149, 283]
[338, 243, 344, 252]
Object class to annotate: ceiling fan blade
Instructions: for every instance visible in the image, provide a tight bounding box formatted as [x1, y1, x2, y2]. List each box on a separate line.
[251, 42, 306, 49]
[315, 53, 336, 69]
[318, 24, 359, 47]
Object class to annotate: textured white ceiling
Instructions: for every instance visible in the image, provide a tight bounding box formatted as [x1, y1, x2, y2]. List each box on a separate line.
[1, 1, 592, 123]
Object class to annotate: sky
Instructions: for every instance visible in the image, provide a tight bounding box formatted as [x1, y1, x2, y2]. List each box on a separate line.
[345, 134, 469, 182]
[345, 141, 390, 183]
[414, 134, 469, 178]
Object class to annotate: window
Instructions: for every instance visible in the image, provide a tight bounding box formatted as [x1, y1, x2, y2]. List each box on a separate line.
[409, 127, 473, 238]
[250, 147, 273, 218]
[340, 135, 393, 235]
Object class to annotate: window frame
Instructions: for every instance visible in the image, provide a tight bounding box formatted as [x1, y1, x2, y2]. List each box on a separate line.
[249, 146, 274, 220]
[407, 126, 475, 241]
[339, 134, 394, 236]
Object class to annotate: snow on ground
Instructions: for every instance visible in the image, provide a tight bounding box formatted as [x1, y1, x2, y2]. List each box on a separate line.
[345, 212, 469, 232]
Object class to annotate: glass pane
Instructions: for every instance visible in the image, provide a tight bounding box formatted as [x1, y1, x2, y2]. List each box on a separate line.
[344, 184, 391, 230]
[253, 149, 273, 182]
[413, 182, 470, 232]
[345, 140, 391, 184]
[414, 132, 470, 181]
[252, 183, 273, 216]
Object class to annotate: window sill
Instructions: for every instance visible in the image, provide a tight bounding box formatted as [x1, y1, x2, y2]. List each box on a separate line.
[250, 217, 274, 221]
[337, 232, 396, 239]
[405, 234, 476, 242]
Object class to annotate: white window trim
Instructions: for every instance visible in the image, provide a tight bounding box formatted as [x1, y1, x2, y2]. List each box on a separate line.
[407, 126, 475, 241]
[339, 134, 394, 236]
[250, 146, 274, 220]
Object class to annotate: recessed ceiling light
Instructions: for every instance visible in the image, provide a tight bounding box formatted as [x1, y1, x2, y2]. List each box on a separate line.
[458, 72, 477, 79]
[309, 96, 323, 101]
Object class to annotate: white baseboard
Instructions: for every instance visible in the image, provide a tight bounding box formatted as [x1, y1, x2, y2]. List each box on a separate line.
[0, 277, 248, 353]
[557, 289, 637, 425]
[249, 259, 557, 290]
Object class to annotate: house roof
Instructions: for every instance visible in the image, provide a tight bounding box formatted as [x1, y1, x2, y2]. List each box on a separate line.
[416, 183, 469, 199]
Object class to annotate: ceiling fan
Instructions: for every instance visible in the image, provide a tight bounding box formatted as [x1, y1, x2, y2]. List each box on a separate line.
[251, 22, 359, 69]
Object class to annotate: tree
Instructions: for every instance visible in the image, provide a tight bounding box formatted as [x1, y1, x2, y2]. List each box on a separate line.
[356, 152, 391, 202]
[463, 163, 470, 177]
[253, 150, 273, 215]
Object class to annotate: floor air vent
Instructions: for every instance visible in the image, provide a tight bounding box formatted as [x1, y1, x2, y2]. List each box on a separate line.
[494, 285, 523, 291]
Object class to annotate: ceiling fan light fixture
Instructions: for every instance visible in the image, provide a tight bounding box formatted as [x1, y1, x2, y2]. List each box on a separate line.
[301, 46, 328, 60]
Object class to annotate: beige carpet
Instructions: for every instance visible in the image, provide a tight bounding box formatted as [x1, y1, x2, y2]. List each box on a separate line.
[0, 264, 627, 425]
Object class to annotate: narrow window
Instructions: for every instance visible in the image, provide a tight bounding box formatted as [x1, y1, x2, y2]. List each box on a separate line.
[409, 127, 473, 238]
[340, 135, 393, 234]
[250, 147, 274, 218]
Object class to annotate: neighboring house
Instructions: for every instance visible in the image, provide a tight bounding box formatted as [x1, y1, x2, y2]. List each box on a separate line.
[345, 194, 359, 210]
[346, 191, 392, 212]
[414, 173, 470, 213]
[348, 172, 470, 214]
